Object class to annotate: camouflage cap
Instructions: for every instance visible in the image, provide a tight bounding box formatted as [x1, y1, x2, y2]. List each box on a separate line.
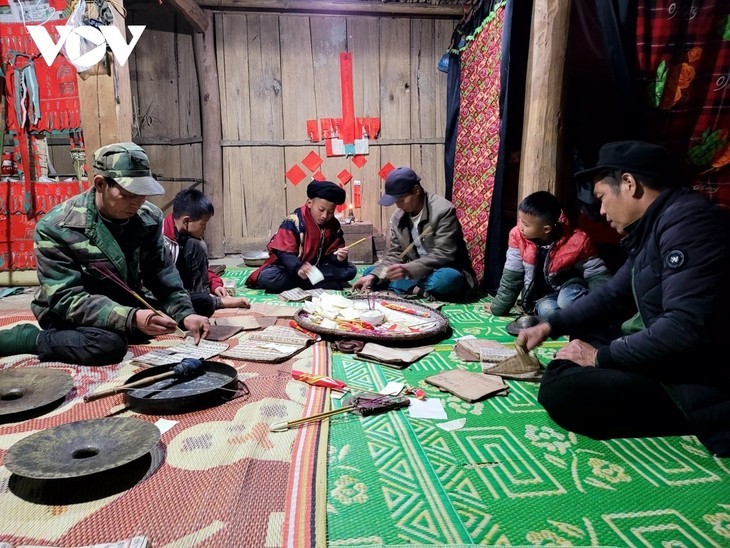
[93, 142, 165, 196]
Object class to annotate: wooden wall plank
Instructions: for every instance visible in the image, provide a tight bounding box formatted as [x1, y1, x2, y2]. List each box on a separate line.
[216, 13, 250, 248]
[379, 18, 411, 231]
[247, 15, 284, 140]
[217, 13, 251, 141]
[132, 15, 182, 211]
[348, 16, 381, 229]
[280, 15, 317, 212]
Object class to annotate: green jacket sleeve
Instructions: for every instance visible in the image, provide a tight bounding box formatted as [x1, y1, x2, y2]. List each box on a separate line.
[490, 268, 524, 316]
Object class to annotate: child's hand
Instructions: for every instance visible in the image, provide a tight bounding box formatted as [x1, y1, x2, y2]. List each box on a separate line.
[298, 262, 313, 279]
[483, 302, 492, 313]
[214, 286, 229, 298]
[335, 247, 349, 261]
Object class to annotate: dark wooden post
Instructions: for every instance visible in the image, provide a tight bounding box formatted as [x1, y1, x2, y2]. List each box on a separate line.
[194, 12, 224, 258]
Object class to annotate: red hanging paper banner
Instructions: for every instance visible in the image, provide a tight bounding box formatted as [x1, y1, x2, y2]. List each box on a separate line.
[353, 179, 362, 209]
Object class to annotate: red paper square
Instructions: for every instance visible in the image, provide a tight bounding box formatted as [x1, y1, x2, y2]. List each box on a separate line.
[378, 162, 395, 180]
[351, 155, 367, 169]
[337, 169, 352, 185]
[302, 151, 323, 172]
[312, 171, 326, 181]
[285, 164, 307, 186]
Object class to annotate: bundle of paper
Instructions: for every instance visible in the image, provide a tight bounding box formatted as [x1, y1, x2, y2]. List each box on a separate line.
[212, 316, 261, 330]
[132, 338, 230, 366]
[355, 343, 434, 369]
[455, 338, 515, 362]
[425, 369, 508, 402]
[482, 344, 542, 380]
[279, 287, 326, 302]
[221, 326, 312, 363]
[250, 303, 299, 318]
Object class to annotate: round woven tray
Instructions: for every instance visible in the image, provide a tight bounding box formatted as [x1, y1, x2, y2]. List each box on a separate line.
[294, 296, 449, 342]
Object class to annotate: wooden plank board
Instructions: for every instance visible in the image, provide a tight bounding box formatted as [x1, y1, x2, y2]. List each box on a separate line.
[379, 18, 411, 232]
[223, 147, 247, 246]
[410, 18, 437, 140]
[434, 19, 456, 135]
[247, 14, 284, 140]
[280, 15, 316, 212]
[217, 13, 251, 141]
[244, 146, 286, 240]
[216, 13, 250, 247]
[176, 25, 203, 217]
[348, 16, 381, 231]
[132, 15, 181, 211]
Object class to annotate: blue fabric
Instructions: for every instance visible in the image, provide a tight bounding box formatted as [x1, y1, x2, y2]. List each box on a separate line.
[364, 265, 466, 298]
[534, 281, 589, 317]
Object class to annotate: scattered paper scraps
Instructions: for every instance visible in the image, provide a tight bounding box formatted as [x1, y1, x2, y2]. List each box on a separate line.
[425, 369, 508, 403]
[379, 381, 405, 396]
[408, 397, 448, 420]
[133, 338, 229, 366]
[437, 418, 466, 432]
[155, 418, 178, 435]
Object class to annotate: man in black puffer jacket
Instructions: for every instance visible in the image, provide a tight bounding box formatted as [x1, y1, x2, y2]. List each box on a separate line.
[518, 141, 730, 457]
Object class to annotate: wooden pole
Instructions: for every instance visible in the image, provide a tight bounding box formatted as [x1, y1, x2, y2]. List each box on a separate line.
[193, 12, 225, 258]
[196, 0, 464, 17]
[518, 0, 572, 201]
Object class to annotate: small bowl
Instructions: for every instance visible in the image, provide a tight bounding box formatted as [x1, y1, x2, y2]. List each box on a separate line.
[360, 310, 384, 326]
[505, 314, 540, 336]
[241, 251, 269, 267]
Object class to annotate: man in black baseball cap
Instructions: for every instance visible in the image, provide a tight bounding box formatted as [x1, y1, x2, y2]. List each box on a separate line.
[353, 167, 476, 301]
[378, 167, 422, 206]
[517, 140, 730, 457]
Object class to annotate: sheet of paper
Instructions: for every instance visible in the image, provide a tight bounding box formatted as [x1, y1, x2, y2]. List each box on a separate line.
[437, 418, 466, 432]
[213, 316, 260, 330]
[155, 418, 178, 435]
[379, 381, 405, 396]
[306, 265, 325, 285]
[133, 338, 229, 366]
[260, 342, 303, 354]
[407, 397, 448, 420]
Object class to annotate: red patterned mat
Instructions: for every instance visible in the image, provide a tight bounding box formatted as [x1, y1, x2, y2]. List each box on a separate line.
[0, 312, 328, 547]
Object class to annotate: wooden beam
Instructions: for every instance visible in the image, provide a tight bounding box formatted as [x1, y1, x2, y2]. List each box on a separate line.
[194, 12, 225, 258]
[220, 137, 445, 147]
[78, 4, 134, 157]
[166, 0, 209, 32]
[197, 0, 464, 18]
[518, 0, 571, 200]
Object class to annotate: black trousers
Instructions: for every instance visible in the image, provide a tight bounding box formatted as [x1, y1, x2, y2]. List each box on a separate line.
[37, 327, 129, 366]
[256, 263, 358, 293]
[538, 359, 693, 440]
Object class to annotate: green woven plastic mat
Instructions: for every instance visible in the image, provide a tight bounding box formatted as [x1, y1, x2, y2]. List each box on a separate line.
[221, 268, 730, 546]
[325, 302, 730, 546]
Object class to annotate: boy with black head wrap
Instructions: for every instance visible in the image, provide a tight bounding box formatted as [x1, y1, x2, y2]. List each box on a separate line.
[246, 180, 357, 292]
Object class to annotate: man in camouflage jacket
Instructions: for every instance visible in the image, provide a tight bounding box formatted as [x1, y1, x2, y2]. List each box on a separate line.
[1, 143, 210, 365]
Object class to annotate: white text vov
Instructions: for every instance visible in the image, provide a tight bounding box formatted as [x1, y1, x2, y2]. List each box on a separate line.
[27, 25, 145, 67]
